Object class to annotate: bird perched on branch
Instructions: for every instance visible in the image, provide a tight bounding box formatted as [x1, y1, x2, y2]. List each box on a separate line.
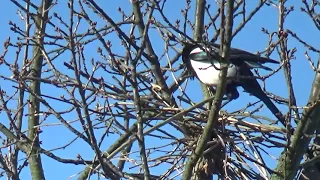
[182, 42, 285, 126]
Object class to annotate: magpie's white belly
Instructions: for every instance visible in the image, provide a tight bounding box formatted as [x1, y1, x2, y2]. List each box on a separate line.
[190, 60, 238, 86]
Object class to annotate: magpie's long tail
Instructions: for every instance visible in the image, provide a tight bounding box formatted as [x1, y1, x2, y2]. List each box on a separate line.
[252, 88, 286, 126]
[238, 68, 286, 126]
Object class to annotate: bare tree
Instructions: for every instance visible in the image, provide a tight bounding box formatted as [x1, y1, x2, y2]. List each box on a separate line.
[0, 0, 320, 179]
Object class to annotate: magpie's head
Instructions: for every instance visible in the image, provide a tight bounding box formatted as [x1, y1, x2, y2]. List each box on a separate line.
[182, 42, 198, 79]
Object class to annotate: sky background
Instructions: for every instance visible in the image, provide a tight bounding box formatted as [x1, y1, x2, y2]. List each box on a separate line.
[0, 0, 319, 179]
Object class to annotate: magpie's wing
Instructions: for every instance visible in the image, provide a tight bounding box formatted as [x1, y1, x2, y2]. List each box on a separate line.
[229, 47, 279, 63]
[188, 51, 211, 62]
[228, 48, 279, 70]
[184, 43, 219, 62]
[235, 67, 285, 126]
[207, 42, 279, 70]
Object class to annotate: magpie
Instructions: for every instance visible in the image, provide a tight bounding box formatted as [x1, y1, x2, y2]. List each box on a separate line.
[182, 42, 285, 126]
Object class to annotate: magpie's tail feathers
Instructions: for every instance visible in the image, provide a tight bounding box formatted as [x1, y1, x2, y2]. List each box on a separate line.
[243, 83, 286, 126]
[244, 61, 273, 71]
[243, 87, 286, 126]
[255, 56, 280, 64]
[239, 68, 285, 126]
[243, 84, 286, 126]
[256, 92, 286, 126]
[243, 56, 280, 66]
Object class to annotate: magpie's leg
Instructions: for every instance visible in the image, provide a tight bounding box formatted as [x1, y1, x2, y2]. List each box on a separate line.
[207, 84, 238, 108]
[208, 86, 216, 97]
[221, 84, 239, 108]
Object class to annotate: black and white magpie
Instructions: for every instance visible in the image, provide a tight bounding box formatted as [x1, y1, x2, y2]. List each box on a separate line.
[182, 42, 285, 126]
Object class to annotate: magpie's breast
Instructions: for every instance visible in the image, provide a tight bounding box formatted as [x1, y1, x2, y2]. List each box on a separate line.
[190, 60, 238, 86]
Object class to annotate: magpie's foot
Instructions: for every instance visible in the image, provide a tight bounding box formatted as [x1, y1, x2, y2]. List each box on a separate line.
[221, 98, 232, 108]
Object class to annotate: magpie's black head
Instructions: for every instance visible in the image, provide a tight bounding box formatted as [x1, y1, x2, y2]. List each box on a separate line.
[182, 42, 198, 79]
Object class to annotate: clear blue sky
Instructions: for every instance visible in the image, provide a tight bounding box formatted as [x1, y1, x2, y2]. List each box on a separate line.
[0, 1, 318, 179]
